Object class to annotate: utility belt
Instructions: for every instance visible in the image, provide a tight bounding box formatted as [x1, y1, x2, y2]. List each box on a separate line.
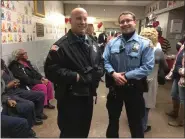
[116, 77, 148, 92]
[106, 73, 148, 93]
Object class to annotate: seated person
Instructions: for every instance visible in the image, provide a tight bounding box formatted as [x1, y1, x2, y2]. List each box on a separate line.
[8, 49, 55, 109]
[1, 59, 47, 121]
[1, 78, 36, 138]
[2, 114, 32, 138]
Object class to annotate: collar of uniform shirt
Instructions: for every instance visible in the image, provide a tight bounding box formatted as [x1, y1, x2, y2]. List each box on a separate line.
[68, 29, 88, 44]
[121, 31, 140, 43]
[74, 33, 88, 43]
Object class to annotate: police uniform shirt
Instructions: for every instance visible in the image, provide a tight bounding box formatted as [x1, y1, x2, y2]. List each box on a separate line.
[103, 32, 155, 80]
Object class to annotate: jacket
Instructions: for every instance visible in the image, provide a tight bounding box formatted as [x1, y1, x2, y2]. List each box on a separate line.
[44, 29, 104, 100]
[8, 60, 43, 89]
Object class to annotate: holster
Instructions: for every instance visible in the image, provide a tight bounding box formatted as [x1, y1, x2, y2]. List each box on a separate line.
[70, 82, 90, 96]
[126, 77, 148, 92]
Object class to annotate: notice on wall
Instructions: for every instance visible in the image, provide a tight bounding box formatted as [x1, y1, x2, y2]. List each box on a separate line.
[36, 23, 44, 37]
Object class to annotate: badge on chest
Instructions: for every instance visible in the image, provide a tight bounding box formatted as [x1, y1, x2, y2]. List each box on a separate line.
[93, 45, 97, 53]
[131, 42, 140, 52]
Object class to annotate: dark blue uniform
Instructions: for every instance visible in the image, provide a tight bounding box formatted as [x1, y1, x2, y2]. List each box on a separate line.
[44, 29, 104, 138]
[103, 32, 155, 138]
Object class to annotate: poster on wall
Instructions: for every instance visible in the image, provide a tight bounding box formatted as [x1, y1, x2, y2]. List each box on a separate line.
[2, 0, 65, 44]
[18, 33, 22, 42]
[14, 33, 17, 42]
[17, 13, 22, 23]
[1, 0, 5, 8]
[7, 22, 12, 32]
[22, 25, 26, 33]
[11, 1, 16, 11]
[2, 21, 7, 32]
[8, 33, 14, 43]
[6, 10, 11, 21]
[24, 6, 28, 15]
[1, 9, 5, 20]
[17, 24, 22, 33]
[12, 22, 17, 32]
[2, 33, 7, 43]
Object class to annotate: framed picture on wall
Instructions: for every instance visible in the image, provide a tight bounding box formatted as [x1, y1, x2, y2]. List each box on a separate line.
[33, 0, 45, 18]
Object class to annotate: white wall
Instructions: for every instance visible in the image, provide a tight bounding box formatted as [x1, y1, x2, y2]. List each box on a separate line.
[166, 7, 184, 54]
[156, 12, 169, 38]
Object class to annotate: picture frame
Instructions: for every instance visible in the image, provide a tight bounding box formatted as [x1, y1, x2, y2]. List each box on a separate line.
[33, 0, 45, 18]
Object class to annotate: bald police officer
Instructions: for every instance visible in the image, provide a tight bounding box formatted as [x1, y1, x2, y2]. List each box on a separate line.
[103, 11, 154, 138]
[44, 8, 104, 138]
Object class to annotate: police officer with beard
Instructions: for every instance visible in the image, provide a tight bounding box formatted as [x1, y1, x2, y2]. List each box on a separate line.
[44, 8, 104, 138]
[103, 11, 154, 138]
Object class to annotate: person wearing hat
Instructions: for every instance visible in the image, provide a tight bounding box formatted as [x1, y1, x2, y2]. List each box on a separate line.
[156, 26, 171, 54]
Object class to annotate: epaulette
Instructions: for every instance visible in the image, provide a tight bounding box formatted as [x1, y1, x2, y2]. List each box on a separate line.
[56, 35, 68, 45]
[57, 35, 68, 45]
[109, 36, 121, 46]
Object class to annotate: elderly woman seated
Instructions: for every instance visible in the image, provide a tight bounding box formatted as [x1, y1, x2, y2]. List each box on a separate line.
[8, 49, 55, 109]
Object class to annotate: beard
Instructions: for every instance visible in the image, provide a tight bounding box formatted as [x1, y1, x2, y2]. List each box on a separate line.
[121, 27, 135, 34]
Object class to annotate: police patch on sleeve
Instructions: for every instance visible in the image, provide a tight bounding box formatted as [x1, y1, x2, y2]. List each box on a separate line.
[50, 45, 59, 51]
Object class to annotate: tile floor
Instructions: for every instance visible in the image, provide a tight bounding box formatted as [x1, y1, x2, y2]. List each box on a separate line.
[33, 81, 184, 138]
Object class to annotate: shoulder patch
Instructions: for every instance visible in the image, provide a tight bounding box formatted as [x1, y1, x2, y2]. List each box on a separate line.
[50, 45, 59, 51]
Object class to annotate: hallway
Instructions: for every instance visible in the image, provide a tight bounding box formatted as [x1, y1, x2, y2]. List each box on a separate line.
[33, 81, 184, 138]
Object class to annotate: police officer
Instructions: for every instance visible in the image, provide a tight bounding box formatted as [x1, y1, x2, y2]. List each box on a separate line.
[44, 8, 104, 138]
[103, 11, 154, 138]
